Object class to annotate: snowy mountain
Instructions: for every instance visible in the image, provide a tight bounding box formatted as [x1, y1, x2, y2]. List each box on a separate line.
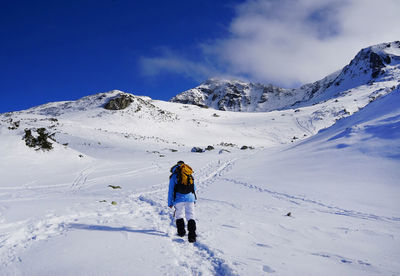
[0, 42, 400, 275]
[170, 78, 293, 112]
[171, 41, 400, 112]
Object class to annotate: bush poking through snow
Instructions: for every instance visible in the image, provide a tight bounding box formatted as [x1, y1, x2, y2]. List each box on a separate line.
[241, 145, 254, 150]
[291, 137, 298, 143]
[220, 142, 237, 147]
[108, 185, 121, 189]
[8, 120, 20, 130]
[23, 128, 55, 151]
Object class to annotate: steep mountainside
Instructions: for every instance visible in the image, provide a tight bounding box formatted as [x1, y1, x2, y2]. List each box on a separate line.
[169, 78, 294, 112]
[170, 41, 400, 112]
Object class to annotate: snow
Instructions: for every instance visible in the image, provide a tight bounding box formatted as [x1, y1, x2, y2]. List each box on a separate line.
[1, 42, 400, 275]
[373, 41, 400, 57]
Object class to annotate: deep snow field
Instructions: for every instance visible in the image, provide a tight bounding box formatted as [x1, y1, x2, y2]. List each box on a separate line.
[0, 85, 400, 275]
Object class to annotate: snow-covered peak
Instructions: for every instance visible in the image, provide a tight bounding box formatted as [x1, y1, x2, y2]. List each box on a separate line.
[170, 78, 291, 112]
[171, 41, 400, 112]
[23, 90, 126, 116]
[302, 41, 400, 105]
[370, 40, 400, 57]
[22, 90, 154, 116]
[343, 41, 399, 80]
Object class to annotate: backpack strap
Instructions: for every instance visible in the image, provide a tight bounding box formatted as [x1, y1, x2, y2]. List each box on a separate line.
[172, 165, 181, 201]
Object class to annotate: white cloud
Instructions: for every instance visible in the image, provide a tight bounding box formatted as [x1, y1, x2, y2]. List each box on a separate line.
[139, 49, 219, 82]
[215, 0, 400, 87]
[140, 0, 400, 87]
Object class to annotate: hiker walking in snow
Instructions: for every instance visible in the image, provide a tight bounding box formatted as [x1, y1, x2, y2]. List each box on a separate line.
[168, 161, 197, 243]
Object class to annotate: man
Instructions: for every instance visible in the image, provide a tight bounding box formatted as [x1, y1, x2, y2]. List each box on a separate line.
[168, 161, 197, 243]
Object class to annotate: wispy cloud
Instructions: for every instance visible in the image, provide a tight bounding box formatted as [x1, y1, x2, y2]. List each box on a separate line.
[140, 0, 400, 87]
[139, 49, 218, 82]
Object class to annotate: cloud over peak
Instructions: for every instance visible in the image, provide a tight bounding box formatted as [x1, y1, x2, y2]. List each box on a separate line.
[140, 0, 400, 88]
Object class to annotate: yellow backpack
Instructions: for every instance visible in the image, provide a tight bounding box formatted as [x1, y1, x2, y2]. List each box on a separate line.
[177, 164, 194, 186]
[172, 163, 195, 199]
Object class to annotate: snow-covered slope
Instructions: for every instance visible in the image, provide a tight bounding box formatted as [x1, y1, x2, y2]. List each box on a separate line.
[2, 81, 394, 157]
[171, 41, 400, 112]
[0, 42, 399, 275]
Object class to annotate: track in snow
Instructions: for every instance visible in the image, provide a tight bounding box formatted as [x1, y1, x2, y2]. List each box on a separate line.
[0, 157, 240, 275]
[220, 177, 400, 222]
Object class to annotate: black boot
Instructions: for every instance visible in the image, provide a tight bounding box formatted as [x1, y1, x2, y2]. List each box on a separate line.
[188, 219, 197, 243]
[176, 218, 186, 237]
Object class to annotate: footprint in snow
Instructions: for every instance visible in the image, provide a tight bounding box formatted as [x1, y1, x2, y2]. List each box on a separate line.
[221, 224, 237, 229]
[172, 238, 185, 244]
[256, 243, 272, 248]
[263, 265, 275, 273]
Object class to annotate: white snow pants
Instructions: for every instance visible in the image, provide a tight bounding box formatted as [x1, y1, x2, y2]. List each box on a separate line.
[175, 202, 195, 221]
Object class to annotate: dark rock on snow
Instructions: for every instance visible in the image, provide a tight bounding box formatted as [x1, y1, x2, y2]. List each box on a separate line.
[23, 128, 55, 151]
[191, 147, 204, 153]
[104, 94, 133, 110]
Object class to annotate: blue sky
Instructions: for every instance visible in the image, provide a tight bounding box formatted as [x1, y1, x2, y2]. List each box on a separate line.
[1, 0, 400, 113]
[0, 0, 239, 112]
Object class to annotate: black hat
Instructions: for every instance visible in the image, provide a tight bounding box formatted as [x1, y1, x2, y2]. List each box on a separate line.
[177, 160, 184, 164]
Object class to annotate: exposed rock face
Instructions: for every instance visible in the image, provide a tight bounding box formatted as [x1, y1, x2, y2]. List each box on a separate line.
[170, 79, 293, 112]
[170, 41, 400, 112]
[104, 94, 134, 110]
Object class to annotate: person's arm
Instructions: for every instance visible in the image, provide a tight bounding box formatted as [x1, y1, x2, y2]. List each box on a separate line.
[193, 180, 197, 201]
[168, 174, 176, 207]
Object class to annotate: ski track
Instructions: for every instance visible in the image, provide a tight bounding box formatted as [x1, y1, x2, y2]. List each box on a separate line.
[82, 165, 159, 187]
[0, 157, 240, 275]
[310, 252, 373, 268]
[2, 153, 388, 275]
[131, 157, 239, 275]
[6, 154, 392, 275]
[0, 207, 140, 267]
[135, 195, 237, 276]
[221, 177, 400, 223]
[71, 166, 154, 192]
[70, 166, 94, 192]
[295, 117, 314, 136]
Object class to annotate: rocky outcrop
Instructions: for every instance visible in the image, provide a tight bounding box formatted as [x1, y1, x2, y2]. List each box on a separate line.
[104, 94, 134, 110]
[170, 79, 294, 112]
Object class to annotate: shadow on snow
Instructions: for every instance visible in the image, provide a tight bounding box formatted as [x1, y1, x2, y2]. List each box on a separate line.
[67, 223, 168, 237]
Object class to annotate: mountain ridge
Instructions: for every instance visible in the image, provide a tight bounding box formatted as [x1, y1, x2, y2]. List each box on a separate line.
[0, 41, 399, 152]
[170, 41, 400, 112]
